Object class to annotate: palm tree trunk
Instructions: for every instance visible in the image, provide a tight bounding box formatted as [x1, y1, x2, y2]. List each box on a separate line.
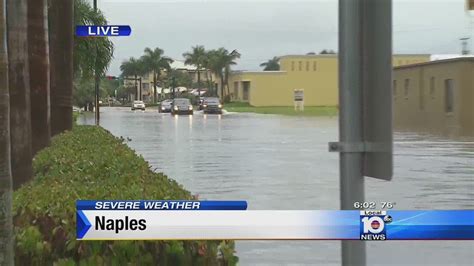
[7, 0, 33, 189]
[153, 70, 158, 103]
[219, 73, 225, 101]
[49, 0, 73, 136]
[28, 0, 50, 155]
[153, 71, 157, 102]
[197, 68, 200, 97]
[134, 74, 137, 100]
[0, 0, 13, 263]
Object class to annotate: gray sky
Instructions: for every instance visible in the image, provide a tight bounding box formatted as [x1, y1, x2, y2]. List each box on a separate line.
[100, 0, 474, 75]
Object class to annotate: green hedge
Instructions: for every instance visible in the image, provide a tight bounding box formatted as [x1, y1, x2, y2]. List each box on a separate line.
[13, 125, 238, 265]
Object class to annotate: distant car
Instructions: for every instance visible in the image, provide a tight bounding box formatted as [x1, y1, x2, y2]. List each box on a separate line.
[171, 98, 193, 115]
[131, 100, 145, 111]
[159, 99, 172, 113]
[202, 97, 223, 114]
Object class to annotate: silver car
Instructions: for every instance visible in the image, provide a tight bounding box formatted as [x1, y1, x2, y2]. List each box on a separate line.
[131, 100, 145, 111]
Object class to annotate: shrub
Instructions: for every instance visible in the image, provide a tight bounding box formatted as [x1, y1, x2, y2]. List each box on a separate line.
[13, 126, 238, 265]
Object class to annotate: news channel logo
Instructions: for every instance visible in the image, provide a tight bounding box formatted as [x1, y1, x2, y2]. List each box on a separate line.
[76, 25, 131, 37]
[360, 210, 392, 240]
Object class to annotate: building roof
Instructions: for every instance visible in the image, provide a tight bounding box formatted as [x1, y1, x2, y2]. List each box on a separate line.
[278, 53, 431, 59]
[170, 60, 197, 71]
[394, 57, 474, 70]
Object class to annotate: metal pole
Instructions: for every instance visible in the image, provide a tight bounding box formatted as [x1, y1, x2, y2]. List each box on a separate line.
[94, 0, 100, 125]
[339, 0, 365, 265]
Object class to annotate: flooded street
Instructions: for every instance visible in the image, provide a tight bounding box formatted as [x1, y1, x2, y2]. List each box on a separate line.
[78, 107, 474, 265]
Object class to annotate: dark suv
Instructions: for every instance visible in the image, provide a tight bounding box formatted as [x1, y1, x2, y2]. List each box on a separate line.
[202, 97, 223, 114]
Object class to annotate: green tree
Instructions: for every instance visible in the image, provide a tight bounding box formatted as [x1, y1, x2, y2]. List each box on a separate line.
[0, 0, 13, 263]
[319, 49, 336, 54]
[205, 48, 240, 101]
[260, 56, 280, 71]
[7, 0, 32, 189]
[28, 0, 50, 155]
[49, 0, 73, 136]
[140, 47, 173, 103]
[183, 45, 206, 96]
[120, 57, 145, 100]
[164, 69, 193, 89]
[74, 0, 114, 78]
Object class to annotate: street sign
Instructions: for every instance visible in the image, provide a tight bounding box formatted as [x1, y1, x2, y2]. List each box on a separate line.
[294, 89, 304, 111]
[294, 89, 304, 101]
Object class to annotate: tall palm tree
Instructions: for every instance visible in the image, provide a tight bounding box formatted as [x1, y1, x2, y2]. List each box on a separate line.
[224, 49, 240, 97]
[49, 0, 73, 136]
[74, 0, 114, 78]
[0, 0, 13, 263]
[7, 0, 33, 189]
[183, 45, 206, 96]
[28, 0, 50, 155]
[141, 47, 173, 103]
[260, 56, 280, 71]
[120, 57, 144, 100]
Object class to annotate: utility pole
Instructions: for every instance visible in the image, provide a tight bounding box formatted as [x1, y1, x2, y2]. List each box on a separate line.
[334, 0, 393, 265]
[94, 0, 100, 125]
[172, 76, 176, 99]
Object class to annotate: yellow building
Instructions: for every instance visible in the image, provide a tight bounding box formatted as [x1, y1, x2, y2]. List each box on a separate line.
[228, 54, 430, 106]
[393, 57, 474, 136]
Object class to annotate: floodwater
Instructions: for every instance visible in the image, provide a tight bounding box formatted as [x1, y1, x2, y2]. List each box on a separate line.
[78, 107, 474, 265]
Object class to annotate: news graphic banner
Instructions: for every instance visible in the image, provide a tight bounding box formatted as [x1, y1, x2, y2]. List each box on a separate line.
[75, 25, 132, 37]
[76, 200, 474, 240]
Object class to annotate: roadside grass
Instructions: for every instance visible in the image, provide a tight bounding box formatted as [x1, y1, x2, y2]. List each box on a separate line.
[224, 102, 338, 116]
[13, 125, 238, 265]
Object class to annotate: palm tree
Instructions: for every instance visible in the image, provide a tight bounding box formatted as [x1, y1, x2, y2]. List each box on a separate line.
[120, 57, 144, 100]
[49, 0, 73, 136]
[203, 48, 240, 100]
[74, 0, 114, 78]
[183, 45, 206, 96]
[28, 0, 50, 155]
[0, 0, 13, 263]
[7, 0, 33, 189]
[260, 56, 280, 71]
[140, 47, 173, 103]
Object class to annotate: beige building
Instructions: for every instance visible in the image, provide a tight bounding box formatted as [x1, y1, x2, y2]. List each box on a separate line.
[228, 54, 430, 106]
[393, 57, 474, 136]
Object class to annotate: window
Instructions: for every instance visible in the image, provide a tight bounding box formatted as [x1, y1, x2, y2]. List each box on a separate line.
[404, 79, 410, 98]
[313, 61, 317, 71]
[429, 77, 435, 98]
[242, 81, 250, 101]
[234, 81, 239, 99]
[298, 61, 302, 71]
[306, 61, 309, 71]
[291, 61, 295, 71]
[445, 79, 455, 113]
[393, 80, 397, 101]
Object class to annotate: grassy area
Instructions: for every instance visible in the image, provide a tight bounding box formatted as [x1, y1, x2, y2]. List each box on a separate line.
[14, 126, 237, 265]
[224, 102, 338, 116]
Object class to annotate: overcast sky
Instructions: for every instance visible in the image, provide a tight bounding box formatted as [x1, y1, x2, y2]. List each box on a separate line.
[99, 0, 474, 75]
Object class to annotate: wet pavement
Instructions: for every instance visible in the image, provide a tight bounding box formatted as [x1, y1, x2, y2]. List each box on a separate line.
[78, 107, 474, 265]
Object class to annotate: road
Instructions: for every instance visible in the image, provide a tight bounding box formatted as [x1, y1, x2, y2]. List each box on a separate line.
[78, 107, 474, 265]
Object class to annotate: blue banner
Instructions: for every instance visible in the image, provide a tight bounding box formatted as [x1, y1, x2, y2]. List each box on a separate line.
[75, 25, 132, 37]
[76, 200, 248, 211]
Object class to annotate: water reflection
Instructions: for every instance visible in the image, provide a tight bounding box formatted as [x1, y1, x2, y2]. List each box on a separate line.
[78, 107, 474, 265]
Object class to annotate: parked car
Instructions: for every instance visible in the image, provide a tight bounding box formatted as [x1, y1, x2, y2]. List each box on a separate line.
[171, 98, 193, 115]
[159, 99, 172, 113]
[202, 97, 223, 114]
[131, 100, 145, 111]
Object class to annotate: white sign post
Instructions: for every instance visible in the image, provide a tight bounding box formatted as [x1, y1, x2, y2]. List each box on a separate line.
[294, 89, 304, 111]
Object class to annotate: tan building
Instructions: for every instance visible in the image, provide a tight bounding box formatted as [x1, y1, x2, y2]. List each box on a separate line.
[393, 57, 474, 136]
[228, 54, 430, 106]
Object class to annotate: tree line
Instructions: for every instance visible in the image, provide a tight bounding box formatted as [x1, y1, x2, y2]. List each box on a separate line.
[0, 0, 114, 263]
[120, 45, 241, 103]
